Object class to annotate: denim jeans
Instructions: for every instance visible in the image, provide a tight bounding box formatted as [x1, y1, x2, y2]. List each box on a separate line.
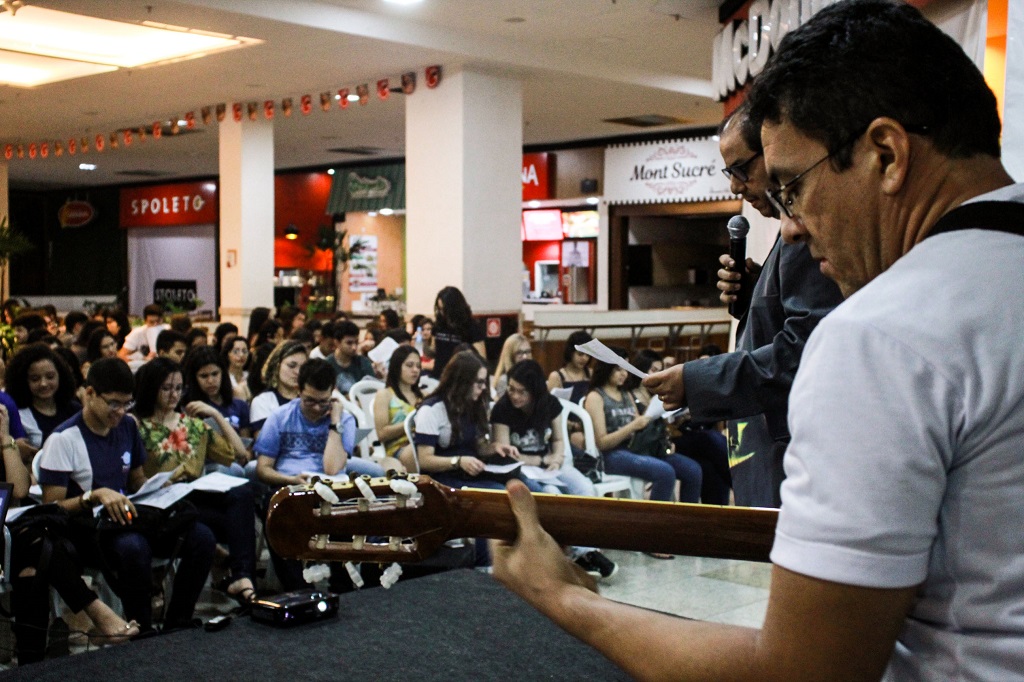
[538, 466, 597, 496]
[191, 483, 257, 581]
[604, 448, 702, 502]
[344, 457, 386, 478]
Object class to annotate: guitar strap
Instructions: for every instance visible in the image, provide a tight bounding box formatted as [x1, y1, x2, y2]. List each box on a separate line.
[925, 200, 1024, 239]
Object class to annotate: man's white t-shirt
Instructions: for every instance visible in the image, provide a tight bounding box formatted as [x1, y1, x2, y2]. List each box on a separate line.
[772, 184, 1024, 680]
[121, 323, 169, 361]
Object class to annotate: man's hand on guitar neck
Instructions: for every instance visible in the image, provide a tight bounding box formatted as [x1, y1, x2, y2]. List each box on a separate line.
[491, 479, 598, 607]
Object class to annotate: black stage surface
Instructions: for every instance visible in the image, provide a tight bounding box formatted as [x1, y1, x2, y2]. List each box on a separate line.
[4, 570, 628, 681]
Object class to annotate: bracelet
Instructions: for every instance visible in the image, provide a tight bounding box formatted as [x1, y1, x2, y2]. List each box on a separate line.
[2, 439, 16, 451]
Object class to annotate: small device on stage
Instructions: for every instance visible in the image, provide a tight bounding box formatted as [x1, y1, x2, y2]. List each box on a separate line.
[251, 590, 339, 626]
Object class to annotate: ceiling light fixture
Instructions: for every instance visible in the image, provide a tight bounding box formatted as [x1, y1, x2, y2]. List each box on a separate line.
[0, 7, 259, 87]
[327, 169, 335, 175]
[383, 0, 424, 6]
[79, 163, 97, 170]
[346, 94, 360, 102]
[379, 208, 394, 216]
[284, 223, 299, 240]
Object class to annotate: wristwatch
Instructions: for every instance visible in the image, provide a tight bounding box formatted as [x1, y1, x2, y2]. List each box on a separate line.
[450, 455, 460, 470]
[329, 422, 341, 433]
[81, 489, 93, 507]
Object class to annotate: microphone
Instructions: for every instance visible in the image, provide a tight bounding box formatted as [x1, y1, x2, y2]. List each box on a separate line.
[726, 215, 752, 319]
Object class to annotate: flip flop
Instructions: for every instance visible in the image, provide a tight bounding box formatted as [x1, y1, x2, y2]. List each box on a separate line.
[88, 620, 140, 647]
[644, 552, 675, 560]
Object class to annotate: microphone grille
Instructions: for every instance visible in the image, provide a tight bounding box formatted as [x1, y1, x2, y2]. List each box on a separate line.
[726, 215, 750, 239]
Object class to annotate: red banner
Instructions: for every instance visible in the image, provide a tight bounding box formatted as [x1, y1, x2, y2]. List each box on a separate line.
[120, 181, 218, 228]
[522, 152, 555, 201]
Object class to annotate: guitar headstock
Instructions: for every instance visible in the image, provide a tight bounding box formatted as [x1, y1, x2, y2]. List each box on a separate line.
[265, 473, 459, 563]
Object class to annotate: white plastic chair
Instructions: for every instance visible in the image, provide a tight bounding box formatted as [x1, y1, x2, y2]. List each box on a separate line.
[349, 378, 386, 458]
[338, 393, 375, 460]
[418, 376, 439, 396]
[558, 398, 644, 499]
[403, 410, 418, 473]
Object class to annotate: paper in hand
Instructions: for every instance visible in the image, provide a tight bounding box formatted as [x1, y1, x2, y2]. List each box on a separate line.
[574, 339, 648, 379]
[368, 337, 399, 366]
[644, 394, 666, 420]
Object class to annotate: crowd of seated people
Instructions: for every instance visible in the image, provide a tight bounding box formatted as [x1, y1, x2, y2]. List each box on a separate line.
[0, 290, 734, 665]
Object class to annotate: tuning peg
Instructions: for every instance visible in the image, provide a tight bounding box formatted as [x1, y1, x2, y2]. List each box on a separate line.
[352, 535, 366, 551]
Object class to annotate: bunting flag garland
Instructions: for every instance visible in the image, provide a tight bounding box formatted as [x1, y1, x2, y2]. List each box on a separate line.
[2, 64, 445, 162]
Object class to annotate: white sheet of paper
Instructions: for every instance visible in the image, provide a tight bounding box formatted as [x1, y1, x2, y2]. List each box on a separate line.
[550, 387, 573, 400]
[132, 483, 193, 511]
[7, 506, 31, 523]
[644, 395, 666, 420]
[354, 427, 374, 446]
[367, 337, 399, 366]
[520, 465, 563, 481]
[484, 462, 522, 474]
[574, 339, 648, 379]
[130, 471, 174, 500]
[190, 472, 249, 493]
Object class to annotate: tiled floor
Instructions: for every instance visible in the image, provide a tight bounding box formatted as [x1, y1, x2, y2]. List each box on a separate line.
[599, 550, 771, 628]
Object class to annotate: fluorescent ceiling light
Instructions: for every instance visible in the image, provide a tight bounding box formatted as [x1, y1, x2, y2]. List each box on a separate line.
[383, 0, 424, 5]
[79, 163, 97, 170]
[0, 49, 116, 86]
[379, 208, 394, 216]
[346, 94, 360, 102]
[0, 7, 258, 87]
[327, 169, 335, 175]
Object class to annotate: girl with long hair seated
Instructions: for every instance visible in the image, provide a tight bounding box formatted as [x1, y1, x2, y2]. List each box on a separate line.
[222, 335, 252, 403]
[406, 350, 523, 491]
[584, 349, 703, 548]
[133, 358, 257, 607]
[182, 346, 254, 478]
[492, 333, 532, 400]
[6, 343, 81, 459]
[249, 340, 308, 434]
[373, 345, 422, 473]
[491, 358, 618, 580]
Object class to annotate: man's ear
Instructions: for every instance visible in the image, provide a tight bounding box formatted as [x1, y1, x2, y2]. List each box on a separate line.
[866, 117, 912, 195]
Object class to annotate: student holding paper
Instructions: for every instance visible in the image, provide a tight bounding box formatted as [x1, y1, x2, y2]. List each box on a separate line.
[133, 358, 257, 609]
[38, 358, 216, 634]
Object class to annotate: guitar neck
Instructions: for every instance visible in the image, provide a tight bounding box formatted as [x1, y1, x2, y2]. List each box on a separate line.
[447, 489, 778, 563]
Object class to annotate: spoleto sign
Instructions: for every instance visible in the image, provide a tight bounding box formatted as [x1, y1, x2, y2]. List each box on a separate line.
[603, 137, 733, 205]
[712, 0, 840, 100]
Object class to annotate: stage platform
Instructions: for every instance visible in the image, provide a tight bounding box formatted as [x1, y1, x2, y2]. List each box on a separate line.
[6, 569, 627, 681]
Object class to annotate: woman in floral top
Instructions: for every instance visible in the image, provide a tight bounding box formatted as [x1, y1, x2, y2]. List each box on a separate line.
[133, 358, 258, 607]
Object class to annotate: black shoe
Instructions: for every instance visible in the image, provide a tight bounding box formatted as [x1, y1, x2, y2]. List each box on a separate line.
[574, 551, 618, 581]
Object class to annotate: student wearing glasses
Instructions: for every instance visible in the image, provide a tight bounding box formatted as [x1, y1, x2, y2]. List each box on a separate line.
[133, 358, 257, 608]
[491, 333, 533, 400]
[37, 358, 216, 635]
[643, 102, 843, 508]
[408, 351, 525, 491]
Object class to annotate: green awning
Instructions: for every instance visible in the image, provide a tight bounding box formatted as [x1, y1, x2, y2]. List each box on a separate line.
[326, 163, 405, 214]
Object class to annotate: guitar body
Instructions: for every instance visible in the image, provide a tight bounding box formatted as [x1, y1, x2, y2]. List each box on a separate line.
[266, 474, 778, 564]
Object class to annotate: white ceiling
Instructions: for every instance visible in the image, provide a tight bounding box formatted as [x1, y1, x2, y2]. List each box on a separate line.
[0, 0, 726, 190]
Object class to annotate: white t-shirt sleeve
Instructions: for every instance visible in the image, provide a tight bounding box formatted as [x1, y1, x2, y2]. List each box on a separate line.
[413, 402, 445, 448]
[249, 392, 278, 424]
[19, 407, 41, 449]
[771, 315, 957, 589]
[122, 326, 145, 352]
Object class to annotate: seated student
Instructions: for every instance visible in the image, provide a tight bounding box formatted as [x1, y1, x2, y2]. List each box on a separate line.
[103, 308, 131, 350]
[584, 349, 703, 558]
[83, 327, 121, 379]
[639, 347, 732, 507]
[308, 321, 336, 360]
[72, 319, 105, 364]
[490, 359, 618, 580]
[118, 304, 168, 362]
[492, 333, 532, 400]
[222, 335, 252, 403]
[12, 313, 47, 348]
[245, 307, 272, 349]
[38, 358, 216, 634]
[182, 347, 253, 478]
[249, 340, 307, 435]
[373, 345, 422, 471]
[6, 343, 81, 458]
[245, 342, 276, 404]
[546, 330, 594, 402]
[61, 310, 88, 348]
[405, 351, 524, 491]
[155, 329, 188, 365]
[252, 319, 284, 350]
[327, 320, 375, 395]
[185, 327, 208, 352]
[416, 317, 435, 373]
[288, 326, 315, 353]
[4, 396, 138, 663]
[212, 322, 239, 353]
[133, 358, 256, 608]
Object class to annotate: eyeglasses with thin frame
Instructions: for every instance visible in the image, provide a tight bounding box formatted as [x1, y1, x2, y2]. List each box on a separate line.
[766, 123, 929, 219]
[97, 394, 135, 413]
[473, 379, 489, 388]
[721, 151, 762, 182]
[300, 395, 333, 409]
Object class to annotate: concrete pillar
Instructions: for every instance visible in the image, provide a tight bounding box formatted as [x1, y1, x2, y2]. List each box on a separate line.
[1004, 0, 1024, 180]
[218, 116, 275, 333]
[405, 67, 523, 317]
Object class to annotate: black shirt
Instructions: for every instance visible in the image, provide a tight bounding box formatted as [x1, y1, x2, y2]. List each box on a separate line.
[431, 320, 485, 378]
[490, 394, 562, 455]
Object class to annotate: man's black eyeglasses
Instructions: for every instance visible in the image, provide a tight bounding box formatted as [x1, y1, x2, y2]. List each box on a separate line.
[721, 151, 762, 183]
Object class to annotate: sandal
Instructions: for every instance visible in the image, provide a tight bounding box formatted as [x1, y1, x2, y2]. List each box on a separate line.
[644, 552, 675, 560]
[88, 620, 140, 647]
[216, 576, 257, 609]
